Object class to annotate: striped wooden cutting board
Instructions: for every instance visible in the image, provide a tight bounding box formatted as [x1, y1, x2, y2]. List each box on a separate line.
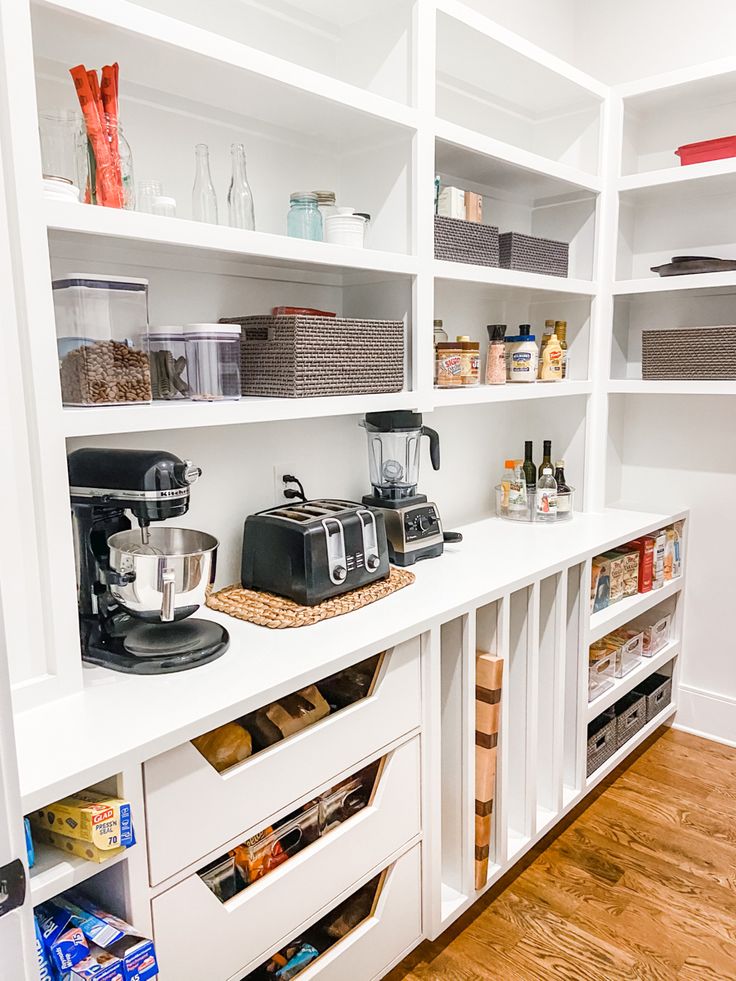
[475, 651, 503, 890]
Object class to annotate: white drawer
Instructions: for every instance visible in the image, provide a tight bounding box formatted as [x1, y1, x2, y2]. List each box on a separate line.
[144, 638, 421, 885]
[294, 844, 422, 981]
[152, 735, 421, 981]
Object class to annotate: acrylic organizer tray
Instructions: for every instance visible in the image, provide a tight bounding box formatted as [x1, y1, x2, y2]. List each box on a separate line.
[494, 485, 575, 523]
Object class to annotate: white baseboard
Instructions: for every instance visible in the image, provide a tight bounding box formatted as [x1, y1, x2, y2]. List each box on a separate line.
[674, 685, 736, 748]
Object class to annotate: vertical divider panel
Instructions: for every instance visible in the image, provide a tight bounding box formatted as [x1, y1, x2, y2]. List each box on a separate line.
[536, 573, 566, 828]
[462, 612, 477, 899]
[564, 561, 588, 797]
[552, 570, 568, 812]
[506, 586, 535, 853]
[116, 765, 154, 937]
[420, 626, 443, 940]
[494, 595, 511, 867]
[526, 583, 540, 838]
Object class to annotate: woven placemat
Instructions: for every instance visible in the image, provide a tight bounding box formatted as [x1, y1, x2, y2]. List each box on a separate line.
[206, 567, 415, 629]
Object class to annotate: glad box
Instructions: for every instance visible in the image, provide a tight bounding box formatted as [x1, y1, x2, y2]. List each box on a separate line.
[29, 791, 134, 851]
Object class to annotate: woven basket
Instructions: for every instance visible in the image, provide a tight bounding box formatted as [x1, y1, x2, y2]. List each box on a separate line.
[220, 315, 405, 398]
[499, 231, 569, 277]
[434, 215, 499, 266]
[634, 672, 673, 722]
[642, 326, 736, 380]
[586, 708, 616, 776]
[614, 691, 647, 749]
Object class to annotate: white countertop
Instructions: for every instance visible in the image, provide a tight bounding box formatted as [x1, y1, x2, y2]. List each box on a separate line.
[14, 507, 685, 810]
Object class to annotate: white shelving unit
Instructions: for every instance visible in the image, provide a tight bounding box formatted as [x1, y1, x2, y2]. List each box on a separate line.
[0, 0, 712, 977]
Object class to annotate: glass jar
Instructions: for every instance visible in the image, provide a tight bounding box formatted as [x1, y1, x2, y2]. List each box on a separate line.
[78, 120, 135, 209]
[184, 323, 241, 401]
[456, 335, 480, 386]
[137, 179, 163, 214]
[287, 192, 323, 241]
[148, 326, 189, 400]
[39, 110, 86, 192]
[53, 273, 151, 406]
[314, 190, 336, 226]
[433, 319, 448, 346]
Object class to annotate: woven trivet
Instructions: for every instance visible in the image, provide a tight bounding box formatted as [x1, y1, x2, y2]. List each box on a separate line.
[206, 567, 415, 629]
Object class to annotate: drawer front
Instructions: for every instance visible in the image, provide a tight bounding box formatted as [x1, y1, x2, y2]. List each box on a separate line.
[296, 844, 422, 981]
[152, 735, 421, 981]
[144, 637, 421, 884]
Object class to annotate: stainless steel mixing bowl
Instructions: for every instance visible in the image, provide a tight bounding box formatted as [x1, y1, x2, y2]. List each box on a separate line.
[107, 527, 219, 622]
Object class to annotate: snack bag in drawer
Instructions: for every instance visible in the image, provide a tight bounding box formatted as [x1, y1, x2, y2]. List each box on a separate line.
[29, 791, 134, 851]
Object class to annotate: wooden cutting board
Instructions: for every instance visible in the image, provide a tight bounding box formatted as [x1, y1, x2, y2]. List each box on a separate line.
[475, 651, 503, 890]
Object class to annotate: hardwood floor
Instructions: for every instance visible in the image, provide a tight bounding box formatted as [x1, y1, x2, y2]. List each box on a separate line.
[388, 728, 736, 981]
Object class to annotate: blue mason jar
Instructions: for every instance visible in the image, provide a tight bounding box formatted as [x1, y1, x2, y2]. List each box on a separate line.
[287, 191, 323, 241]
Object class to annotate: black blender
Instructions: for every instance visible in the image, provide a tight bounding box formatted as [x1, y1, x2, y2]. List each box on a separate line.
[68, 447, 229, 674]
[361, 411, 460, 565]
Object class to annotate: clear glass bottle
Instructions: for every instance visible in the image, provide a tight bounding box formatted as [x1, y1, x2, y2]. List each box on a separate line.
[192, 143, 218, 224]
[287, 192, 322, 240]
[227, 143, 255, 230]
[536, 469, 558, 522]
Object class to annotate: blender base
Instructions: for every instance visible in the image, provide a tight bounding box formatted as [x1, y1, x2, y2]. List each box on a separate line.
[389, 541, 444, 566]
[81, 617, 229, 674]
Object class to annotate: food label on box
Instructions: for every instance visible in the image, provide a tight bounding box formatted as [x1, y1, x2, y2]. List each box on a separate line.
[30, 792, 134, 851]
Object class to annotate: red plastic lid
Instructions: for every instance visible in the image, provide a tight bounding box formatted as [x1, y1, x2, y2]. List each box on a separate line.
[676, 134, 736, 155]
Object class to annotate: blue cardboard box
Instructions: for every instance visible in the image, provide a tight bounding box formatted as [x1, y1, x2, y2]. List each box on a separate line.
[35, 900, 89, 971]
[64, 891, 158, 981]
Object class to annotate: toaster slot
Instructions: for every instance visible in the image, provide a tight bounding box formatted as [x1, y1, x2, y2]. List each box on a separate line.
[270, 508, 312, 522]
[322, 518, 348, 585]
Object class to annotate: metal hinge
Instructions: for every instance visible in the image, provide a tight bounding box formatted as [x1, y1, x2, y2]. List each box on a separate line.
[0, 860, 26, 917]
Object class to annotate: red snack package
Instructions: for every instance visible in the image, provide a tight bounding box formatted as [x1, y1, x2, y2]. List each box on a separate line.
[70, 64, 123, 208]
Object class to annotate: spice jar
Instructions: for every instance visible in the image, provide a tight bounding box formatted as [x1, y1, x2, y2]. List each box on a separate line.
[507, 331, 539, 383]
[148, 326, 189, 400]
[456, 335, 480, 386]
[184, 323, 241, 400]
[485, 324, 507, 385]
[435, 341, 463, 387]
[53, 273, 151, 406]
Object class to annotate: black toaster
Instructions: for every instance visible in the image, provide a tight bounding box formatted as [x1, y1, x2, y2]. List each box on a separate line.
[241, 500, 390, 606]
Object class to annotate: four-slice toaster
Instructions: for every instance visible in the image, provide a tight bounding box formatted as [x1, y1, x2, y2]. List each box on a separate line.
[241, 500, 390, 606]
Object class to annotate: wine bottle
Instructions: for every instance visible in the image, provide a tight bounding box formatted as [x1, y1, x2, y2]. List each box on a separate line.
[540, 439, 553, 476]
[523, 440, 537, 492]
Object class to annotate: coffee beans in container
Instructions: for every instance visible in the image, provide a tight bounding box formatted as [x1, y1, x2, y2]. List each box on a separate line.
[52, 273, 151, 406]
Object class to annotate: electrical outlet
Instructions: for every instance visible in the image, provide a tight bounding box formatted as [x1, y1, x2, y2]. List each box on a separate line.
[272, 464, 291, 506]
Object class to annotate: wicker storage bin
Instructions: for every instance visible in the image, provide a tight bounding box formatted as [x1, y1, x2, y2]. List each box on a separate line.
[587, 708, 616, 776]
[634, 672, 673, 722]
[614, 691, 647, 749]
[434, 215, 499, 266]
[498, 231, 569, 277]
[220, 315, 405, 398]
[642, 326, 736, 380]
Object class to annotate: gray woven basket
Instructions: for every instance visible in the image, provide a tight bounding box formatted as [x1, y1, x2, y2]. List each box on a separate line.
[434, 215, 499, 266]
[634, 672, 673, 722]
[499, 231, 569, 277]
[587, 708, 616, 776]
[642, 326, 736, 380]
[220, 315, 404, 398]
[614, 691, 647, 749]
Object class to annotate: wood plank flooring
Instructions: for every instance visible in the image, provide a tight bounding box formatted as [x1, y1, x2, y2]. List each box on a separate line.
[388, 728, 736, 981]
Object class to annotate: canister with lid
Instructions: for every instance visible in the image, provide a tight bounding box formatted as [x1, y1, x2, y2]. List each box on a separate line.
[435, 340, 463, 387]
[184, 323, 242, 400]
[485, 324, 507, 385]
[148, 326, 189, 400]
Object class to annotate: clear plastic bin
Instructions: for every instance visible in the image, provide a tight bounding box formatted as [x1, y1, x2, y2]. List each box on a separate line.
[630, 614, 672, 656]
[318, 762, 376, 833]
[495, 485, 575, 523]
[607, 630, 644, 677]
[148, 325, 189, 400]
[184, 323, 241, 401]
[226, 801, 322, 890]
[588, 648, 615, 701]
[53, 273, 151, 406]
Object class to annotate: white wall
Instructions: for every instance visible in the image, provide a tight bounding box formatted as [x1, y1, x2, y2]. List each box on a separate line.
[573, 0, 736, 84]
[463, 0, 576, 62]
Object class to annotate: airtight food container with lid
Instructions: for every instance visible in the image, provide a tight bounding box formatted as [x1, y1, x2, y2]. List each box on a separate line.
[183, 323, 241, 401]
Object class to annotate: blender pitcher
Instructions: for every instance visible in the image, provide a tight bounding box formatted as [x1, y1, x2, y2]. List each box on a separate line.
[361, 411, 440, 504]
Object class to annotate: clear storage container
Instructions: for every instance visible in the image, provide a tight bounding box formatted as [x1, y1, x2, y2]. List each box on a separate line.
[607, 630, 644, 677]
[148, 326, 189, 400]
[53, 273, 151, 406]
[588, 648, 615, 702]
[495, 485, 575, 522]
[630, 613, 671, 656]
[230, 801, 322, 888]
[184, 323, 241, 401]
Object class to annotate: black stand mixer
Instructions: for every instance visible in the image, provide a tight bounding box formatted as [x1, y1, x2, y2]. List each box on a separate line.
[68, 448, 229, 674]
[360, 411, 461, 566]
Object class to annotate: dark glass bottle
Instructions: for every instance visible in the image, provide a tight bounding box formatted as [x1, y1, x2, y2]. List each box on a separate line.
[540, 439, 553, 476]
[523, 440, 536, 491]
[554, 460, 571, 514]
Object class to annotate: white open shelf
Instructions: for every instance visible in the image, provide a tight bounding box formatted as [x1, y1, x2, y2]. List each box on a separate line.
[29, 841, 129, 906]
[618, 156, 736, 194]
[433, 382, 591, 407]
[589, 577, 683, 644]
[609, 380, 736, 396]
[585, 641, 679, 722]
[613, 271, 736, 296]
[586, 703, 677, 791]
[434, 260, 596, 297]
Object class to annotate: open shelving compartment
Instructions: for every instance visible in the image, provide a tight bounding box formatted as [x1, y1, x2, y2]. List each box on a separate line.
[31, 0, 416, 254]
[434, 3, 604, 177]
[122, 0, 416, 106]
